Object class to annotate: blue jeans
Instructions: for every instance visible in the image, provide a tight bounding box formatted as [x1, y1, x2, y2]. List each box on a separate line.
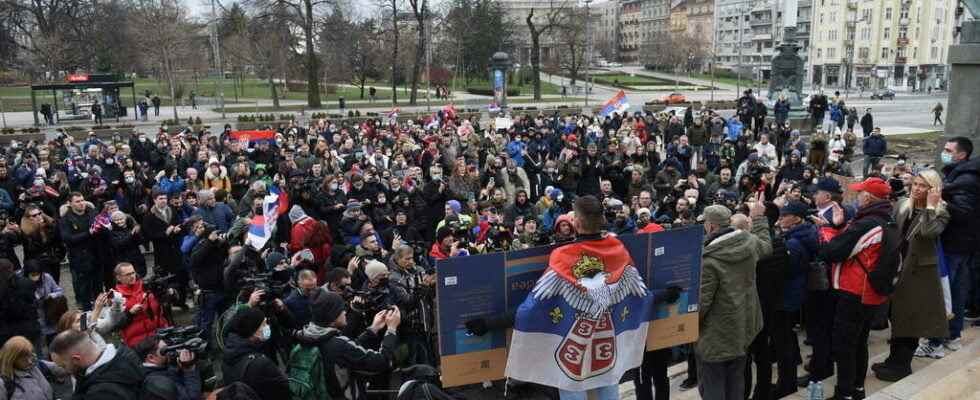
[931, 252, 974, 344]
[558, 384, 620, 400]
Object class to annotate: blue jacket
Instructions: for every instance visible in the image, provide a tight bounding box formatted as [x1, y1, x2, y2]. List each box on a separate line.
[862, 134, 887, 157]
[774, 100, 791, 120]
[156, 176, 186, 196]
[726, 118, 743, 141]
[194, 203, 235, 232]
[284, 288, 312, 326]
[506, 140, 527, 167]
[0, 188, 13, 212]
[782, 223, 820, 311]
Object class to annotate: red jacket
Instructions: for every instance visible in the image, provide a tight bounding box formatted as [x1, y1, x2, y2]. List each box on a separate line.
[116, 280, 170, 347]
[289, 217, 333, 268]
[637, 222, 665, 234]
[819, 201, 892, 305]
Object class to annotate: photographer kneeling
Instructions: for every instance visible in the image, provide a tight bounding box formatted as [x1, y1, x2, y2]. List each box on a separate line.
[135, 334, 202, 400]
[294, 290, 401, 400]
[114, 262, 171, 347]
[222, 307, 290, 399]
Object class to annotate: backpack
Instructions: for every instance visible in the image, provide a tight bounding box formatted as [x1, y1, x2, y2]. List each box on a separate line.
[288, 343, 332, 400]
[855, 217, 904, 296]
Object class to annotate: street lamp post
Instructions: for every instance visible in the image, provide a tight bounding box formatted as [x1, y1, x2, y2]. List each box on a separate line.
[210, 0, 225, 119]
[585, 0, 593, 109]
[737, 5, 744, 95]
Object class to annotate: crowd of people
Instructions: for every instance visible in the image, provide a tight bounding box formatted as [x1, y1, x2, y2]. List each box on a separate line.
[0, 88, 977, 400]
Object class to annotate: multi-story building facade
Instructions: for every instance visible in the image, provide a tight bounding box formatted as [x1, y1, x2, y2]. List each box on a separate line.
[498, 0, 569, 65]
[640, 0, 672, 46]
[620, 0, 644, 61]
[809, 0, 957, 91]
[714, 0, 812, 81]
[593, 0, 622, 61]
[687, 0, 716, 38]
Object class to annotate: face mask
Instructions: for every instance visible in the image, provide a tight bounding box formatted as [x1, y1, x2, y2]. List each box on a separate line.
[139, 136, 147, 142]
[377, 277, 389, 287]
[105, 158, 114, 165]
[33, 179, 44, 187]
[941, 152, 954, 165]
[329, 183, 339, 191]
[125, 177, 135, 184]
[258, 324, 271, 341]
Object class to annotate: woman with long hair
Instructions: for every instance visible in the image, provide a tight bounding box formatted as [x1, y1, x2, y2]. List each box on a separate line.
[0, 336, 53, 400]
[20, 204, 65, 283]
[873, 169, 950, 381]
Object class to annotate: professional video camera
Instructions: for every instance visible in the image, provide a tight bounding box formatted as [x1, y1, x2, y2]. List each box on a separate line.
[242, 271, 290, 307]
[747, 165, 770, 188]
[348, 286, 394, 317]
[482, 223, 512, 252]
[158, 325, 208, 356]
[445, 219, 469, 241]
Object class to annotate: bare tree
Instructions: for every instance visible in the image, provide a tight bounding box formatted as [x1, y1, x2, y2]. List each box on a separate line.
[406, 0, 428, 105]
[251, 0, 331, 108]
[556, 8, 587, 86]
[378, 0, 400, 104]
[526, 0, 571, 100]
[130, 0, 197, 121]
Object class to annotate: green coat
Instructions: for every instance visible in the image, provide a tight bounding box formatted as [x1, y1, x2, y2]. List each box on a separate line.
[890, 198, 950, 339]
[696, 216, 772, 363]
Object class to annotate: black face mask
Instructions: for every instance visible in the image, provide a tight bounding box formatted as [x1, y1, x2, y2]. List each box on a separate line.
[376, 278, 389, 287]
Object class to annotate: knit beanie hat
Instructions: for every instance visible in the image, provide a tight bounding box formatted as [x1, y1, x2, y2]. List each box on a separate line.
[311, 289, 347, 327]
[229, 307, 265, 338]
[264, 252, 287, 270]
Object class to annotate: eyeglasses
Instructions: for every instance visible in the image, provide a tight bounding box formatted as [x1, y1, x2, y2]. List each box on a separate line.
[29, 213, 42, 218]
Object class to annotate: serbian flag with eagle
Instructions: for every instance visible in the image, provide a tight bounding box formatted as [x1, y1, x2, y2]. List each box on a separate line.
[228, 130, 276, 146]
[245, 186, 289, 250]
[599, 91, 630, 117]
[506, 235, 654, 392]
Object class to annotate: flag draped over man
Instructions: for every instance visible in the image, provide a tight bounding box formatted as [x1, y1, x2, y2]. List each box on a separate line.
[246, 186, 288, 249]
[506, 235, 654, 392]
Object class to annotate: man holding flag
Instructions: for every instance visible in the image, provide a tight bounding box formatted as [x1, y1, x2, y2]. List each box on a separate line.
[505, 195, 655, 399]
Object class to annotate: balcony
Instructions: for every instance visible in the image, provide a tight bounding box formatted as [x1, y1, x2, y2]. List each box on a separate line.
[847, 1, 858, 9]
[753, 33, 773, 41]
[897, 37, 910, 47]
[750, 17, 772, 26]
[895, 56, 907, 64]
[899, 18, 909, 25]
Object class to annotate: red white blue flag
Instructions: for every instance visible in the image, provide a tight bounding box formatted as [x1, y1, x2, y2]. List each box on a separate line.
[505, 235, 653, 391]
[599, 91, 630, 117]
[229, 130, 276, 145]
[246, 186, 289, 250]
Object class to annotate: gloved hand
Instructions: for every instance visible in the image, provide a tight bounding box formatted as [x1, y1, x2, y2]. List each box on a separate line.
[657, 285, 683, 305]
[465, 318, 489, 336]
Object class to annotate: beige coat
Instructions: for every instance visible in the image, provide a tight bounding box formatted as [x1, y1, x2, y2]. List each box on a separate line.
[889, 198, 950, 339]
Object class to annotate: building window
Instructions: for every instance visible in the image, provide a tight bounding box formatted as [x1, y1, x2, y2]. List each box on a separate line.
[884, 27, 890, 39]
[881, 47, 889, 58]
[862, 9, 872, 22]
[859, 47, 869, 59]
[885, 7, 892, 19]
[817, 48, 823, 59]
[820, 13, 824, 23]
[828, 47, 836, 58]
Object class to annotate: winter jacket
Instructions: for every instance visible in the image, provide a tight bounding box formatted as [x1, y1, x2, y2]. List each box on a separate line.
[295, 323, 398, 400]
[862, 134, 887, 158]
[940, 157, 980, 254]
[109, 219, 147, 275]
[288, 208, 332, 269]
[0, 365, 52, 400]
[59, 206, 97, 271]
[142, 206, 184, 273]
[26, 272, 64, 336]
[203, 166, 233, 193]
[773, 100, 791, 122]
[71, 345, 145, 400]
[221, 333, 290, 400]
[781, 223, 820, 311]
[889, 198, 950, 339]
[819, 200, 892, 305]
[0, 273, 40, 347]
[115, 280, 170, 347]
[142, 363, 202, 400]
[696, 217, 772, 363]
[194, 203, 235, 232]
[190, 237, 229, 291]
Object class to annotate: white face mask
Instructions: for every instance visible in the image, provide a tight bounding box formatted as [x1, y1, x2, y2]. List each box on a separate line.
[258, 324, 271, 341]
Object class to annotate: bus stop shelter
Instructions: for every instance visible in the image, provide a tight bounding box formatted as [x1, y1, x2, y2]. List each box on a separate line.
[30, 74, 137, 126]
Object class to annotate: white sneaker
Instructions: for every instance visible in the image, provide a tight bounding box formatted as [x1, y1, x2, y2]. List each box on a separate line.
[914, 343, 946, 359]
[943, 338, 962, 352]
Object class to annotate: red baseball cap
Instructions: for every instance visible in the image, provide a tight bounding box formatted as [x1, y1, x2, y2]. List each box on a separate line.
[848, 177, 891, 199]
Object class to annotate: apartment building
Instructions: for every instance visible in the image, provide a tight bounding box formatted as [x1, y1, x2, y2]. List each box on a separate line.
[714, 0, 812, 80]
[809, 0, 957, 91]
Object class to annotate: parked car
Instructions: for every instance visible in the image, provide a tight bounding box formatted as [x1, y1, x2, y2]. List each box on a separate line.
[607, 62, 622, 68]
[662, 92, 686, 104]
[870, 89, 896, 100]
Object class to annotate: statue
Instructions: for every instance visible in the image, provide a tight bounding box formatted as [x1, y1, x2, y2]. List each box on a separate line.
[768, 27, 805, 106]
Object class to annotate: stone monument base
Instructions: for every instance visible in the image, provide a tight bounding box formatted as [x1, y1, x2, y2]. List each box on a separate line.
[946, 43, 980, 149]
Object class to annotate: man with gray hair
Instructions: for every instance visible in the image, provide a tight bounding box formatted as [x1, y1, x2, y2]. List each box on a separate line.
[193, 189, 234, 231]
[696, 195, 772, 400]
[49, 329, 145, 399]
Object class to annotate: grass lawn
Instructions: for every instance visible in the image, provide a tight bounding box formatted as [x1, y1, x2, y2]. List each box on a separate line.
[216, 97, 588, 113]
[591, 73, 674, 86]
[687, 72, 767, 89]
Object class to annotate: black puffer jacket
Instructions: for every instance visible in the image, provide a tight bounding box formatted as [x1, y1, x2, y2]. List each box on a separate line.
[941, 157, 980, 254]
[0, 272, 40, 346]
[221, 332, 290, 400]
[72, 345, 145, 400]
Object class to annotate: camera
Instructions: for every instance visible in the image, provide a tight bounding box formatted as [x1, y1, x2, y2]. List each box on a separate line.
[446, 219, 469, 240]
[145, 274, 176, 304]
[349, 286, 393, 317]
[242, 271, 289, 307]
[158, 325, 208, 356]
